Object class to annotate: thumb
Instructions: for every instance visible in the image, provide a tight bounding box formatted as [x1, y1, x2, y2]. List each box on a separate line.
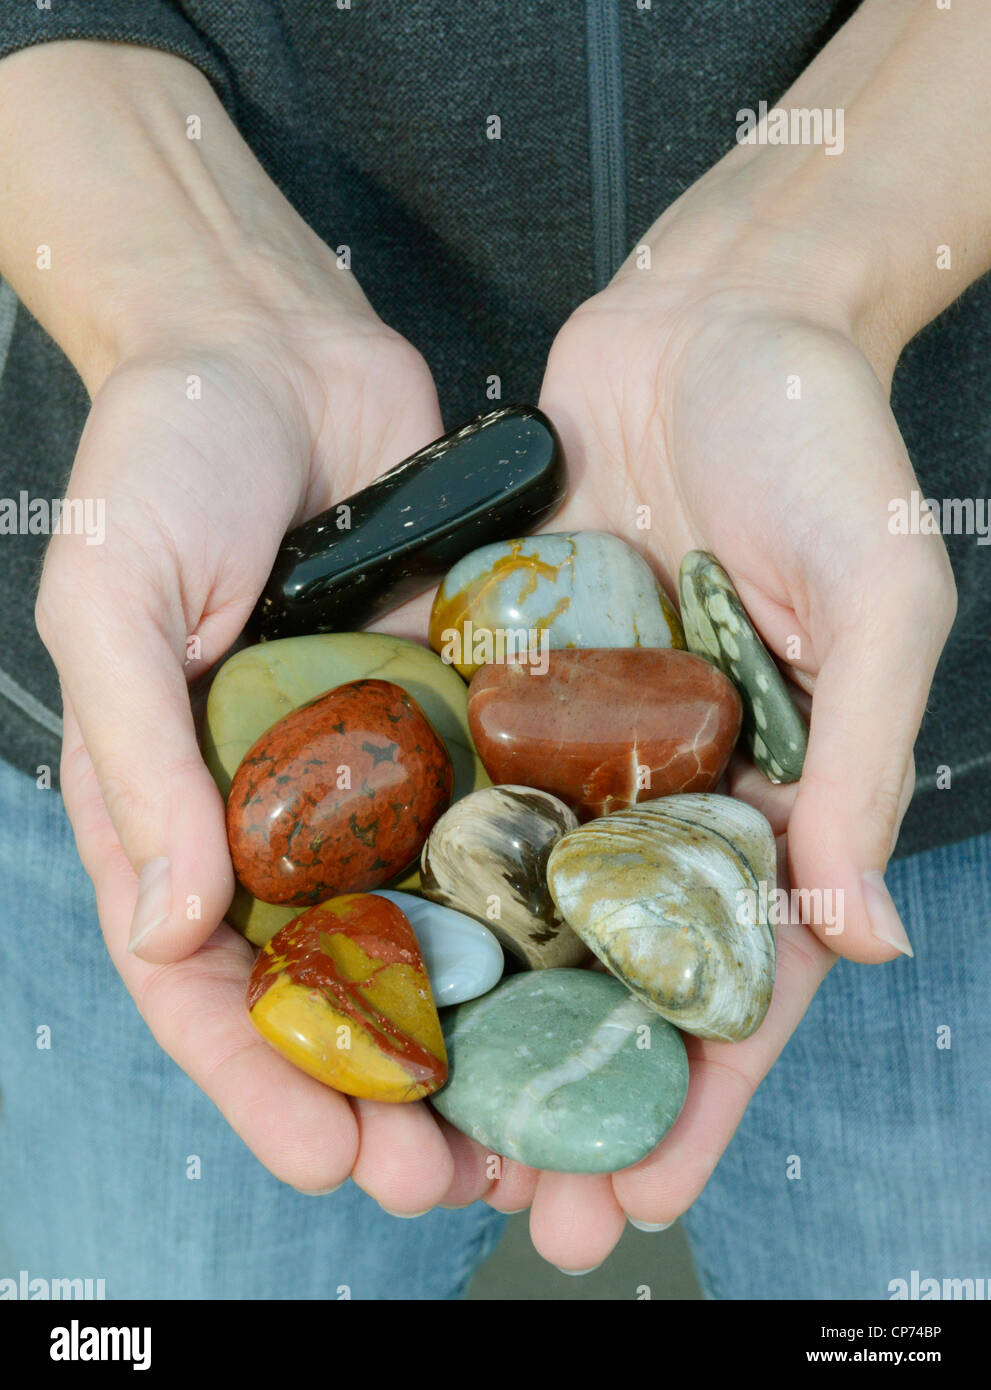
[787, 552, 956, 963]
[37, 521, 240, 966]
[39, 342, 447, 966]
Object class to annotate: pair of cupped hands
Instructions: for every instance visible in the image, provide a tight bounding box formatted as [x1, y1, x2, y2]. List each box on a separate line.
[37, 165, 955, 1273]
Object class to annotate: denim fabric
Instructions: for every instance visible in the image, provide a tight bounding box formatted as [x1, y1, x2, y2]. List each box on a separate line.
[0, 759, 505, 1300]
[1, 753, 988, 1300]
[680, 829, 991, 1300]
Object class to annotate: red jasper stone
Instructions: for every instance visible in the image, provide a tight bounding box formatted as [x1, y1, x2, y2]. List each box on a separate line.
[227, 679, 452, 905]
[467, 649, 742, 820]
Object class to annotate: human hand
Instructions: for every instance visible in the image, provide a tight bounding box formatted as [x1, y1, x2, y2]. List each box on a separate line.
[465, 0, 991, 1262]
[470, 195, 956, 1268]
[24, 41, 477, 1214]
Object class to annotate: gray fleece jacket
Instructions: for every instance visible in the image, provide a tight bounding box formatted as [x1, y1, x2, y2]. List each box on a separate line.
[1, 0, 988, 858]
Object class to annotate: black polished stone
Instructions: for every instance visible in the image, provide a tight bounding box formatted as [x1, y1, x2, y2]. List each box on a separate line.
[252, 405, 567, 639]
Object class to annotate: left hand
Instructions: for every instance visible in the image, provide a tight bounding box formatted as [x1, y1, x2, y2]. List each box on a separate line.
[438, 208, 955, 1269]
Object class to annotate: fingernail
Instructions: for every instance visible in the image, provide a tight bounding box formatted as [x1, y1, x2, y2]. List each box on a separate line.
[299, 1183, 345, 1197]
[556, 1265, 601, 1276]
[862, 871, 914, 958]
[628, 1217, 674, 1232]
[128, 856, 172, 953]
[380, 1207, 432, 1219]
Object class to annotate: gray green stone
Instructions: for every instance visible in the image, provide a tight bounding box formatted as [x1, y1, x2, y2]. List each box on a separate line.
[678, 550, 807, 783]
[430, 969, 688, 1173]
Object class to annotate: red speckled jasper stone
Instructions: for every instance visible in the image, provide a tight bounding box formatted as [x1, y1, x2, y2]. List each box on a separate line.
[467, 649, 742, 820]
[227, 679, 452, 905]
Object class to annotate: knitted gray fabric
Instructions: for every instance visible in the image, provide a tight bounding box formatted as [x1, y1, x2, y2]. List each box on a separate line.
[1, 1, 988, 857]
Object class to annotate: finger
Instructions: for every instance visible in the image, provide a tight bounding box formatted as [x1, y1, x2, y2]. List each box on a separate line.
[612, 920, 835, 1224]
[788, 549, 954, 963]
[350, 1098, 455, 1216]
[484, 1159, 540, 1215]
[529, 1173, 627, 1273]
[305, 334, 444, 511]
[309, 343, 444, 636]
[437, 1121, 498, 1210]
[39, 525, 237, 964]
[726, 755, 797, 835]
[366, 588, 437, 644]
[60, 698, 360, 1190]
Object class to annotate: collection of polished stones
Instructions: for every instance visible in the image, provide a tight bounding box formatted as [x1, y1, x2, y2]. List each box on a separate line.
[203, 407, 809, 1174]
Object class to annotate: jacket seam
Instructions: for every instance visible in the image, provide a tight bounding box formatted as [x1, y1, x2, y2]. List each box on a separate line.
[585, 0, 628, 290]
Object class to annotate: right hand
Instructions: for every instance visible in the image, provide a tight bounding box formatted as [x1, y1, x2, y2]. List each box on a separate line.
[37, 286, 499, 1207]
[23, 40, 496, 1212]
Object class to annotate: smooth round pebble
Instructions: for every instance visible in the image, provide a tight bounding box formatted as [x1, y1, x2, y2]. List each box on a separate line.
[202, 631, 491, 943]
[226, 680, 451, 906]
[430, 969, 688, 1173]
[420, 784, 585, 969]
[547, 794, 777, 1042]
[429, 531, 684, 678]
[372, 890, 504, 1006]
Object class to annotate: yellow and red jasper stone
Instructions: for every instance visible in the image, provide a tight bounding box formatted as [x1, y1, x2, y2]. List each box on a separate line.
[247, 894, 448, 1101]
[227, 679, 452, 905]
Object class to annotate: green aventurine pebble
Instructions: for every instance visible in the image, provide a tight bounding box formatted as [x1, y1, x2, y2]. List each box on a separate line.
[431, 970, 688, 1173]
[678, 550, 808, 784]
[201, 632, 490, 944]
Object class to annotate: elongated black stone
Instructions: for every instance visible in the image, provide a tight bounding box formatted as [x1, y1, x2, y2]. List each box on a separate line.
[252, 405, 566, 639]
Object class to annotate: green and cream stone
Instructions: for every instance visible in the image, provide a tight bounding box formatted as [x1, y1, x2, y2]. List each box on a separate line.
[430, 969, 688, 1173]
[547, 794, 777, 1042]
[678, 550, 807, 783]
[202, 632, 490, 944]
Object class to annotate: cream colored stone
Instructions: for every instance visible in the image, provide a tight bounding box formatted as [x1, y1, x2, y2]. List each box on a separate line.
[547, 794, 777, 1041]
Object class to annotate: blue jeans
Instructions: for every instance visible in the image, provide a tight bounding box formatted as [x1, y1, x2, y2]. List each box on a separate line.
[681, 824, 991, 1300]
[0, 759, 503, 1299]
[1, 756, 988, 1298]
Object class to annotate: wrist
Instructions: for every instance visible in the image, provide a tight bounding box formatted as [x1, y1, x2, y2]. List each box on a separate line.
[0, 41, 365, 396]
[615, 0, 991, 388]
[615, 153, 905, 385]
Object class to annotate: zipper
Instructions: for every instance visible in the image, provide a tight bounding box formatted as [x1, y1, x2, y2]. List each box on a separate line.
[584, 0, 628, 290]
[0, 280, 18, 380]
